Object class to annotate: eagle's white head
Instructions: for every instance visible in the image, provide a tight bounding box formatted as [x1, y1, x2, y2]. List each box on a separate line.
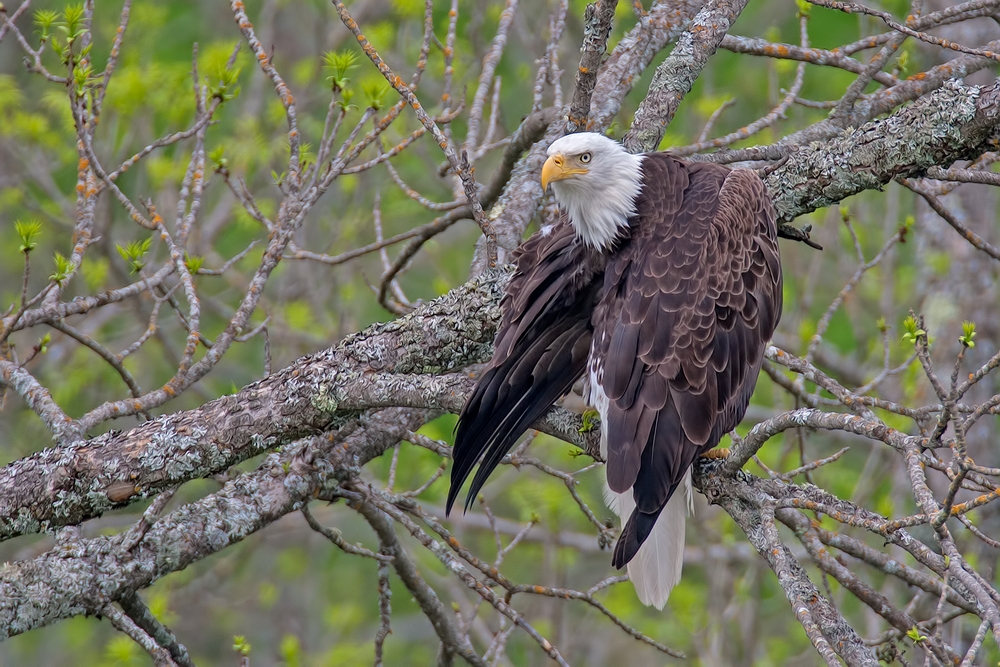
[541, 133, 644, 249]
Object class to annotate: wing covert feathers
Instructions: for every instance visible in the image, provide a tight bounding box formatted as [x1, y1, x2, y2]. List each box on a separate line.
[595, 154, 782, 568]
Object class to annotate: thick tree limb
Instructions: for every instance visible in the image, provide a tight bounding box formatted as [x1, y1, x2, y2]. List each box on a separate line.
[587, 0, 703, 131]
[0, 272, 507, 541]
[0, 408, 429, 640]
[567, 0, 619, 132]
[766, 78, 1000, 221]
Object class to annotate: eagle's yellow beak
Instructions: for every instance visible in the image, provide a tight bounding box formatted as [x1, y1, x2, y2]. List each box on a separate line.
[541, 154, 587, 191]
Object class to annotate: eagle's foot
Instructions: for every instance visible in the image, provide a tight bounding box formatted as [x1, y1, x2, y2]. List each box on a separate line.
[700, 448, 731, 461]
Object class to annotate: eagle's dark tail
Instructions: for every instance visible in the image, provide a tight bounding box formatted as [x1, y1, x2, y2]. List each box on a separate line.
[612, 506, 664, 568]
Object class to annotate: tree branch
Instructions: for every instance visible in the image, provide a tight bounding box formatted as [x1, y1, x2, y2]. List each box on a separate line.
[567, 0, 619, 132]
[696, 461, 880, 666]
[0, 408, 430, 640]
[622, 0, 750, 153]
[766, 78, 1000, 222]
[353, 494, 487, 666]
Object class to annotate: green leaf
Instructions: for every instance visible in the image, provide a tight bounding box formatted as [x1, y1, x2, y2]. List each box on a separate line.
[34, 9, 59, 38]
[14, 219, 42, 254]
[279, 634, 301, 667]
[208, 60, 242, 103]
[50, 35, 66, 60]
[959, 321, 976, 348]
[208, 146, 228, 170]
[232, 635, 251, 656]
[900, 315, 925, 345]
[72, 62, 97, 97]
[363, 80, 389, 111]
[336, 88, 356, 112]
[49, 251, 75, 286]
[895, 49, 910, 76]
[579, 408, 599, 434]
[322, 49, 359, 91]
[63, 4, 85, 39]
[116, 237, 152, 274]
[184, 253, 204, 274]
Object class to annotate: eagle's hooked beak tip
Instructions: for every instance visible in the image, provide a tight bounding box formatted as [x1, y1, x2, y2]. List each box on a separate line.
[541, 154, 563, 192]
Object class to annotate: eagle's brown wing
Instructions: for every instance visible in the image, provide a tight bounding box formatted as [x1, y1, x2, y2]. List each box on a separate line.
[593, 154, 782, 567]
[447, 219, 605, 514]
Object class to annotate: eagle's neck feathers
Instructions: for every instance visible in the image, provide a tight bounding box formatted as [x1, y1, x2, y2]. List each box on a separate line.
[551, 148, 644, 250]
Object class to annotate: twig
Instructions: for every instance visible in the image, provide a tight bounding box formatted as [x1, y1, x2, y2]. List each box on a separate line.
[118, 591, 196, 667]
[373, 555, 392, 667]
[103, 603, 179, 667]
[302, 505, 393, 562]
[805, 0, 1000, 62]
[230, 0, 302, 190]
[900, 178, 1000, 261]
[0, 0, 34, 44]
[779, 447, 850, 481]
[463, 0, 519, 154]
[352, 493, 487, 667]
[959, 618, 990, 666]
[719, 34, 897, 87]
[458, 150, 497, 268]
[333, 0, 497, 265]
[696, 98, 736, 143]
[46, 319, 147, 406]
[673, 14, 809, 156]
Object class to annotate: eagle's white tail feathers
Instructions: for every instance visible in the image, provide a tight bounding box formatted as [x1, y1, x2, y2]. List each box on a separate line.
[590, 366, 692, 610]
[602, 470, 693, 610]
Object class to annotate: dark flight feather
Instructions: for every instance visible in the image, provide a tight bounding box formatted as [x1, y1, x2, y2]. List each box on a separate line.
[447, 221, 606, 514]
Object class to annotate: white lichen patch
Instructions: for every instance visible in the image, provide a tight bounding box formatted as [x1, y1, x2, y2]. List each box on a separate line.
[311, 384, 340, 414]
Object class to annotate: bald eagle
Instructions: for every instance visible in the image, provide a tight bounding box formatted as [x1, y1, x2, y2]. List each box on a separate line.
[447, 132, 783, 609]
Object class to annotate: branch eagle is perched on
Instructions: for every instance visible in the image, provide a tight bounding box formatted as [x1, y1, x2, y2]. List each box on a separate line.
[447, 132, 783, 609]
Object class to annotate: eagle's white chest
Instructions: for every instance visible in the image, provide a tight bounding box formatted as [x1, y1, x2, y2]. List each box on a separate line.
[585, 353, 610, 459]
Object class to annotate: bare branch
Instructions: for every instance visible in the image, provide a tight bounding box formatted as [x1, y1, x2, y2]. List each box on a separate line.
[623, 0, 750, 153]
[567, 0, 619, 132]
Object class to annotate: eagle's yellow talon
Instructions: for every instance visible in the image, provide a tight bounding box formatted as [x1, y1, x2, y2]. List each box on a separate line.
[700, 448, 731, 461]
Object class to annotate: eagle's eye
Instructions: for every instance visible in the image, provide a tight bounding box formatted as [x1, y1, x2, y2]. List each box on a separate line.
[579, 152, 592, 164]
